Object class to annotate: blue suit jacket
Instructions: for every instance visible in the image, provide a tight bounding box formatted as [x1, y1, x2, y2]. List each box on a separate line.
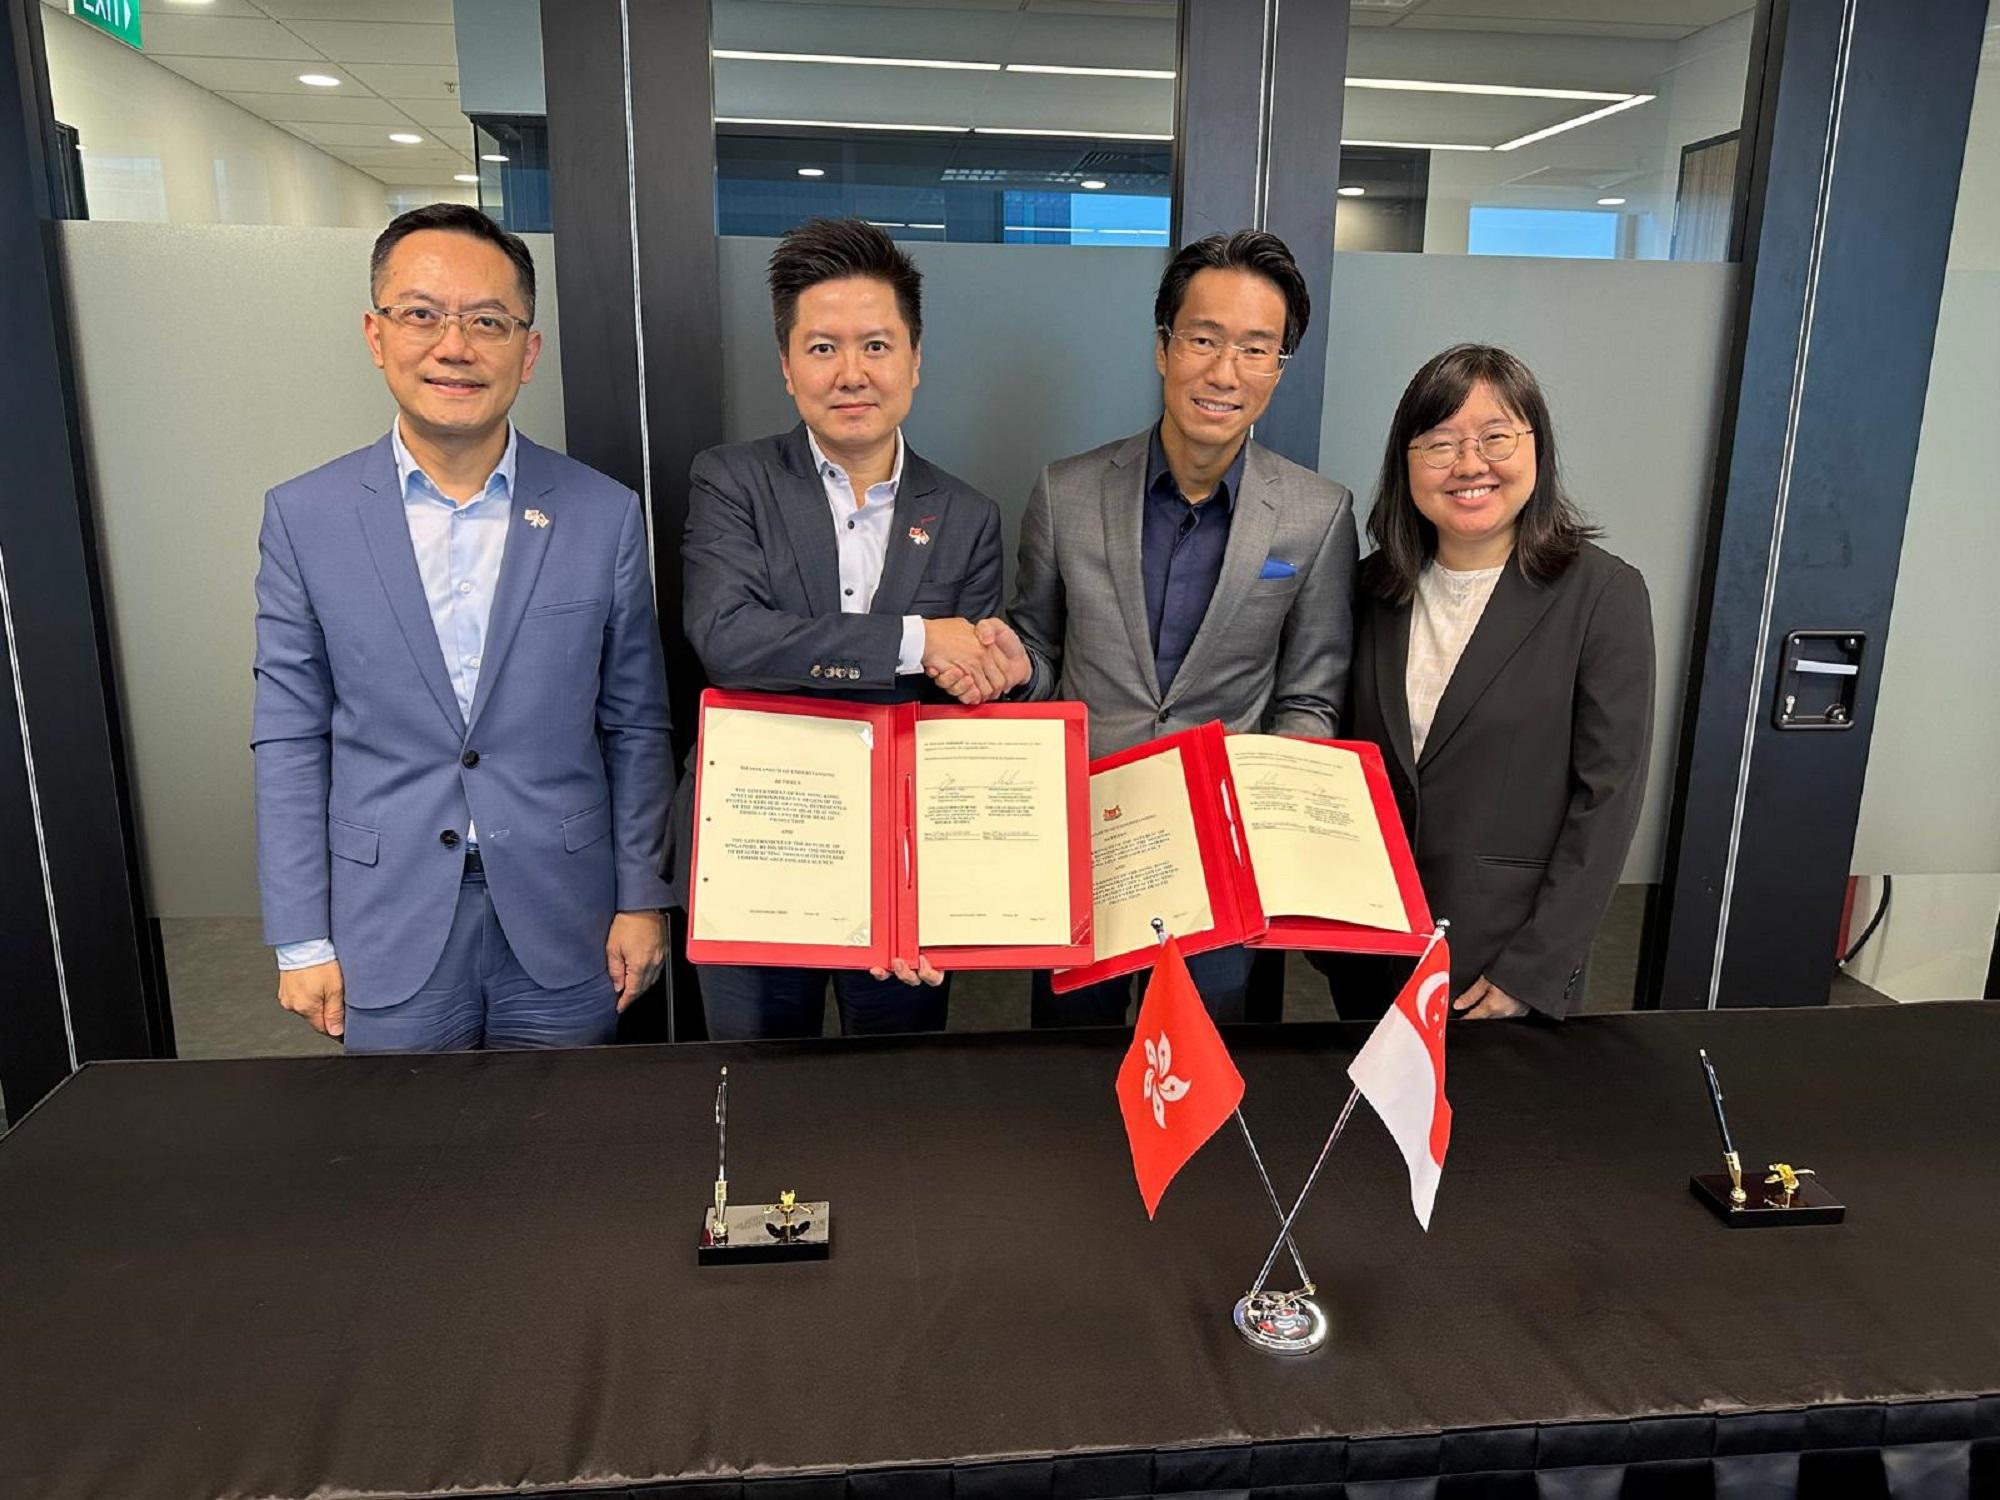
[252, 432, 673, 1008]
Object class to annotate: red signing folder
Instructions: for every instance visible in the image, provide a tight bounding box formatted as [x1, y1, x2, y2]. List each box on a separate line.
[1053, 725, 1431, 993]
[1052, 723, 1266, 993]
[1241, 737, 1433, 959]
[687, 689, 1092, 972]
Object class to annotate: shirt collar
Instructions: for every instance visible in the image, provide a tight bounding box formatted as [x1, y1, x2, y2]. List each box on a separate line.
[391, 417, 517, 506]
[807, 427, 905, 497]
[1146, 424, 1245, 513]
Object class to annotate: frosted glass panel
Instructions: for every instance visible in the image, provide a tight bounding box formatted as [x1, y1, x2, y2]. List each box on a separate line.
[1317, 251, 1740, 882]
[60, 222, 566, 918]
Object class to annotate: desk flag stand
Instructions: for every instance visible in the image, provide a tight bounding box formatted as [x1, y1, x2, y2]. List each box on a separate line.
[1117, 917, 1453, 1357]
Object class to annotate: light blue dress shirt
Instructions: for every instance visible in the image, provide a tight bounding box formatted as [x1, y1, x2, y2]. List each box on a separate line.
[806, 428, 926, 675]
[275, 420, 518, 972]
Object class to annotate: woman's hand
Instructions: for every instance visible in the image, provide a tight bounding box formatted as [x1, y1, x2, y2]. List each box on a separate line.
[1451, 975, 1529, 1019]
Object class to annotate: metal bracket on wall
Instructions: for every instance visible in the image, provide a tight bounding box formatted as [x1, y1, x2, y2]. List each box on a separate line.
[1772, 630, 1865, 730]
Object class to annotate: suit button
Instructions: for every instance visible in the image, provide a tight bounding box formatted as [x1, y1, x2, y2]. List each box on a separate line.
[440, 829, 460, 848]
[461, 750, 480, 768]
[1156, 710, 1170, 724]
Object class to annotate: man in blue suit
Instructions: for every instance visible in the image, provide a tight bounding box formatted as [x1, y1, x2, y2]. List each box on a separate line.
[253, 203, 672, 1052]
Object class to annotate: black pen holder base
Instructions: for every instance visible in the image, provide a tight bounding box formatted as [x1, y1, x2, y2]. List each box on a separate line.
[1690, 1173, 1844, 1226]
[698, 1200, 831, 1264]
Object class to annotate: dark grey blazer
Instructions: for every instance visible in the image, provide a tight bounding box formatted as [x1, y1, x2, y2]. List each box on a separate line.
[1347, 541, 1654, 1017]
[670, 423, 1004, 901]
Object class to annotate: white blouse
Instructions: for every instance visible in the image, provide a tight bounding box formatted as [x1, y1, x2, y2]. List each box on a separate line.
[1406, 561, 1505, 760]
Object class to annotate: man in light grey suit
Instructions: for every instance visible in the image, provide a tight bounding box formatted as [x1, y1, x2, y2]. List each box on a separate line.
[253, 204, 672, 1051]
[946, 231, 1357, 1023]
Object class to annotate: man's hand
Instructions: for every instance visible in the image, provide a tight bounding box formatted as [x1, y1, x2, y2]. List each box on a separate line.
[1452, 975, 1529, 1020]
[932, 617, 1033, 705]
[278, 958, 346, 1038]
[922, 617, 1009, 705]
[606, 910, 667, 1011]
[868, 955, 946, 987]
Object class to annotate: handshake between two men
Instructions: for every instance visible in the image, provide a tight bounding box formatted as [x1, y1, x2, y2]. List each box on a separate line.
[921, 616, 1033, 706]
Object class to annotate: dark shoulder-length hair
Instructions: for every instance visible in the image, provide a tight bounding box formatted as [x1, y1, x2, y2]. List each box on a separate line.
[1361, 343, 1598, 603]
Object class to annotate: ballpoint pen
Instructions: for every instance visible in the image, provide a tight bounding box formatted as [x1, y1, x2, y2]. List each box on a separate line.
[1699, 1049, 1747, 1206]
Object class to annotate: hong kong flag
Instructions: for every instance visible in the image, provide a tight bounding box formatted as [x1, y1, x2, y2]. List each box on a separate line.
[1347, 937, 1454, 1229]
[1116, 937, 1245, 1218]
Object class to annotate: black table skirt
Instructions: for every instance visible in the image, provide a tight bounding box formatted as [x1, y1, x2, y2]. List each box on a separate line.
[3, 1004, 1998, 1500]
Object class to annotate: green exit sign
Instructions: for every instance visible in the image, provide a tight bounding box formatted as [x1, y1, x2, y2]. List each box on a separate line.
[72, 0, 142, 51]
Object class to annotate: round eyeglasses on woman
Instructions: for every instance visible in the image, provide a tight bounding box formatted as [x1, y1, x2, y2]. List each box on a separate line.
[373, 303, 532, 345]
[1409, 428, 1534, 469]
[1158, 327, 1290, 379]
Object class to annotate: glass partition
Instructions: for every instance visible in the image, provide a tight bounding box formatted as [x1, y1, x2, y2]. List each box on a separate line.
[1843, 0, 2000, 1004]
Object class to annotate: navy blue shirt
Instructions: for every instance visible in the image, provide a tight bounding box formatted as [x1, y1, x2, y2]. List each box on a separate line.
[1142, 426, 1246, 694]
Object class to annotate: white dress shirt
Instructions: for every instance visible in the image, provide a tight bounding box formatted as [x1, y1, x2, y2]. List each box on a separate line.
[1406, 560, 1504, 761]
[807, 428, 926, 676]
[275, 419, 518, 971]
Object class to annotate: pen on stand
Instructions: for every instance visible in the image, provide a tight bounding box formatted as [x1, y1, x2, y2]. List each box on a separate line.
[1699, 1049, 1747, 1206]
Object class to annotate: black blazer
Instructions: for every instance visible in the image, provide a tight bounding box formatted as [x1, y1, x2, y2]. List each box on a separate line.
[668, 423, 1004, 906]
[1347, 541, 1654, 1017]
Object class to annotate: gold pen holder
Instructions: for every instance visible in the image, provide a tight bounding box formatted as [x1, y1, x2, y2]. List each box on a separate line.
[1690, 1163, 1844, 1227]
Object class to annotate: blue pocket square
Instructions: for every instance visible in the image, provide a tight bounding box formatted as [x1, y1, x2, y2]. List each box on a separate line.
[1258, 558, 1297, 580]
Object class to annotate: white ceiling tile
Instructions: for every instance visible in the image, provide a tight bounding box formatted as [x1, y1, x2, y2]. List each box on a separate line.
[219, 90, 410, 125]
[279, 119, 455, 148]
[137, 14, 325, 59]
[251, 0, 455, 20]
[148, 54, 359, 92]
[343, 61, 461, 100]
[280, 20, 458, 66]
[140, 0, 269, 17]
[389, 98, 478, 131]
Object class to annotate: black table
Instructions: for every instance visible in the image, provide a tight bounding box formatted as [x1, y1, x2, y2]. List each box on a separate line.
[3, 1004, 1998, 1500]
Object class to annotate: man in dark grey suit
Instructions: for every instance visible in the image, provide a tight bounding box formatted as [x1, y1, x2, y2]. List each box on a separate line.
[950, 231, 1358, 1024]
[679, 218, 1009, 1039]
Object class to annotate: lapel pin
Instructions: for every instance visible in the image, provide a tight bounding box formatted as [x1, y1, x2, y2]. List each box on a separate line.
[524, 508, 551, 529]
[907, 525, 931, 546]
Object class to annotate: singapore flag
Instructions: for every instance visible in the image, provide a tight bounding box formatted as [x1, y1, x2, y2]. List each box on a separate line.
[1347, 938, 1454, 1230]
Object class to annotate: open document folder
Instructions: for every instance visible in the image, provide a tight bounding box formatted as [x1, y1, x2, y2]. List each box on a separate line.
[1053, 722, 1433, 993]
[687, 689, 1093, 972]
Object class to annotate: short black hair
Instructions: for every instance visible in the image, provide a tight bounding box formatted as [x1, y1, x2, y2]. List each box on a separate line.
[369, 203, 537, 323]
[1153, 230, 1310, 355]
[768, 217, 923, 349]
[1362, 343, 1599, 602]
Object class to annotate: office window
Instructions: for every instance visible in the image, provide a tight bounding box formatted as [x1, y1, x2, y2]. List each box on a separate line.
[711, 0, 1175, 244]
[1338, 2, 1757, 261]
[1467, 206, 1620, 259]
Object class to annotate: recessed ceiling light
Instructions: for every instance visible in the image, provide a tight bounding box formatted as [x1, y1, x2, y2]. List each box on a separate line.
[389, 132, 424, 145]
[1495, 94, 1655, 152]
[1338, 185, 1366, 197]
[974, 127, 1172, 141]
[454, 173, 479, 183]
[480, 153, 509, 163]
[718, 116, 969, 133]
[1007, 63, 1175, 79]
[297, 73, 341, 88]
[1343, 137, 1491, 153]
[1597, 196, 1627, 206]
[1080, 179, 1107, 190]
[1347, 77, 1630, 102]
[714, 49, 1000, 72]
[797, 167, 825, 177]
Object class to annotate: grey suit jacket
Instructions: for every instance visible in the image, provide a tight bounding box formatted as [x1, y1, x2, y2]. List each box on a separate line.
[672, 423, 1004, 902]
[1007, 428, 1358, 759]
[1346, 541, 1654, 1017]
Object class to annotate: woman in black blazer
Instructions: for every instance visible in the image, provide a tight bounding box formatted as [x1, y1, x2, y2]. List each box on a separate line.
[1327, 345, 1653, 1020]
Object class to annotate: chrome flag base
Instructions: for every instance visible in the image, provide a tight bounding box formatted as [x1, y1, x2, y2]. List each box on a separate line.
[1232, 1290, 1329, 1354]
